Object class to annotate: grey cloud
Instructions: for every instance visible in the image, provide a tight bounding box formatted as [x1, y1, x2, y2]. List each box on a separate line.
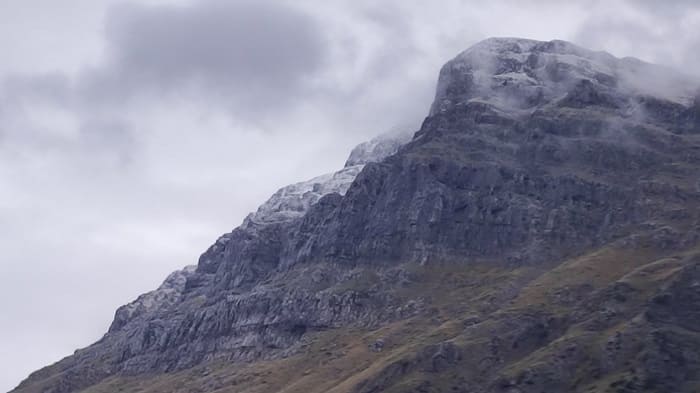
[636, 0, 700, 16]
[572, 0, 700, 77]
[93, 1, 327, 105]
[2, 0, 331, 140]
[0, 0, 334, 167]
[2, 72, 73, 103]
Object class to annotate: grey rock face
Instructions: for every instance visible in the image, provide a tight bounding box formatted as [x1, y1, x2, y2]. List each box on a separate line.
[430, 37, 697, 116]
[12, 38, 700, 393]
[244, 166, 364, 225]
[109, 266, 197, 333]
[344, 126, 413, 167]
[245, 127, 412, 226]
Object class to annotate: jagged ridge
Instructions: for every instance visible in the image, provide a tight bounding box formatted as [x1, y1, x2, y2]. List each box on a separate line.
[12, 38, 700, 393]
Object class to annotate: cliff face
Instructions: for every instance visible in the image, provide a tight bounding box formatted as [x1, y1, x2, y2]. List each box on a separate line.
[13, 38, 700, 393]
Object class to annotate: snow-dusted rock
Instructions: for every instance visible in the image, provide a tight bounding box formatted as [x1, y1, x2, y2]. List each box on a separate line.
[244, 166, 364, 225]
[431, 37, 697, 116]
[108, 265, 197, 332]
[107, 129, 413, 329]
[344, 127, 413, 167]
[244, 128, 413, 226]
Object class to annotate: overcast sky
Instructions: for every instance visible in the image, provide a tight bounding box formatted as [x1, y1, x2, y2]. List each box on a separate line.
[2, 0, 700, 391]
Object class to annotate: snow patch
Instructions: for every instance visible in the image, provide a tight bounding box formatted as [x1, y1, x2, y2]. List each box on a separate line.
[246, 127, 413, 226]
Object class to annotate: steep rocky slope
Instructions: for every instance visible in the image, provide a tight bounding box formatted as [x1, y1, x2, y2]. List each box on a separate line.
[12, 38, 700, 393]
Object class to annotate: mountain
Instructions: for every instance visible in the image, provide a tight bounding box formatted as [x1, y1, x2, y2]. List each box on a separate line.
[12, 38, 700, 393]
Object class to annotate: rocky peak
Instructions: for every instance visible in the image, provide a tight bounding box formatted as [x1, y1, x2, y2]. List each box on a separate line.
[344, 126, 413, 167]
[430, 37, 698, 116]
[244, 127, 413, 226]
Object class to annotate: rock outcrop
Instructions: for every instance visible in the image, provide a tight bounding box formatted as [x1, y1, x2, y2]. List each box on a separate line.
[12, 38, 700, 393]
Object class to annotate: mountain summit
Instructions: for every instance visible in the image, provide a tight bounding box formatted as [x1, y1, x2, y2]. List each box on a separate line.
[431, 37, 695, 116]
[13, 38, 700, 393]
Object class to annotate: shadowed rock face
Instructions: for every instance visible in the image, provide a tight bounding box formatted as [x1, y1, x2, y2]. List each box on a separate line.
[12, 38, 700, 393]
